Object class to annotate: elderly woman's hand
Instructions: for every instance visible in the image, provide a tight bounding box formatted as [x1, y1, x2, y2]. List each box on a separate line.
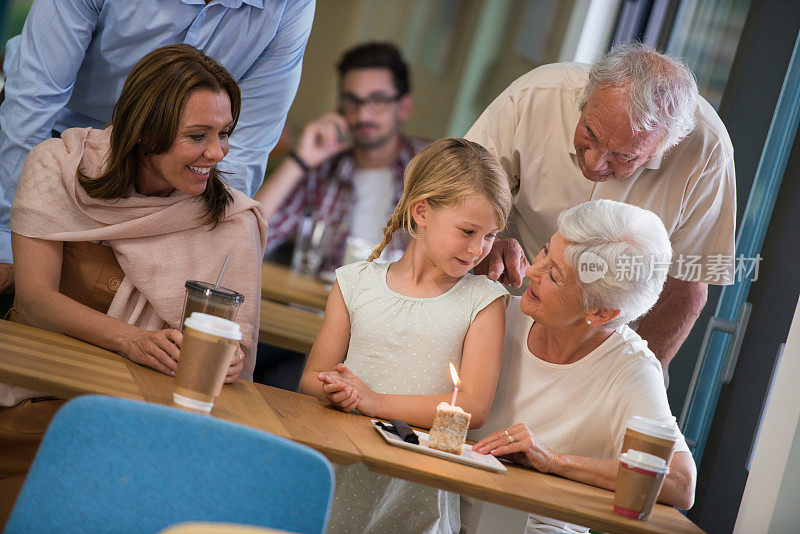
[472, 423, 558, 473]
[120, 327, 182, 376]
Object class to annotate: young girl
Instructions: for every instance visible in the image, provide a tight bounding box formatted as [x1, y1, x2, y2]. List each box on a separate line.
[299, 137, 512, 534]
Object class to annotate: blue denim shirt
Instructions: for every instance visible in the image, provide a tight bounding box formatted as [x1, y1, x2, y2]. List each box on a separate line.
[0, 0, 315, 263]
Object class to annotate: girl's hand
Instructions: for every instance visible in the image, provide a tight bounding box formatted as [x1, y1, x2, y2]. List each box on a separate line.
[121, 328, 182, 376]
[318, 372, 359, 412]
[330, 364, 382, 416]
[224, 344, 245, 383]
[472, 423, 558, 474]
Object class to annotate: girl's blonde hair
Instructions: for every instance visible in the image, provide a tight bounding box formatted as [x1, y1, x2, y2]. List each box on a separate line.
[369, 137, 512, 261]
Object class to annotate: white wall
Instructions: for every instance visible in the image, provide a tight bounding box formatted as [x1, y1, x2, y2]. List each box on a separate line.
[734, 295, 800, 533]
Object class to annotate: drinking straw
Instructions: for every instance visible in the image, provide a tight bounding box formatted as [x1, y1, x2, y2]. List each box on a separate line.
[215, 253, 232, 288]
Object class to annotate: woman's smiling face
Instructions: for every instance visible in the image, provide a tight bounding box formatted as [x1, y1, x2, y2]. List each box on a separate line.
[136, 89, 233, 197]
[520, 232, 587, 328]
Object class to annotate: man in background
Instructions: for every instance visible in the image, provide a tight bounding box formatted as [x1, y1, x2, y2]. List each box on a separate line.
[256, 41, 428, 272]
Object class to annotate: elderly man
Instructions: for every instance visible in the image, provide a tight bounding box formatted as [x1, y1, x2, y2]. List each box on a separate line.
[468, 43, 735, 372]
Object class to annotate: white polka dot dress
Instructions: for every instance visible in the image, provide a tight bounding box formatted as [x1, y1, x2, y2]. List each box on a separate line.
[327, 261, 508, 534]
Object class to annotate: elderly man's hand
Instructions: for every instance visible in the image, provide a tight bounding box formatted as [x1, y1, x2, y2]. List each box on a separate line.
[473, 423, 558, 473]
[473, 238, 529, 288]
[0, 263, 13, 294]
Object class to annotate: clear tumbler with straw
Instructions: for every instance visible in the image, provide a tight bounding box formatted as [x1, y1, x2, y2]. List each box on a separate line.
[181, 254, 244, 325]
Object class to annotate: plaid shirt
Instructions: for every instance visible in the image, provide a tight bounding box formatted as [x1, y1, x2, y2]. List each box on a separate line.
[267, 136, 430, 272]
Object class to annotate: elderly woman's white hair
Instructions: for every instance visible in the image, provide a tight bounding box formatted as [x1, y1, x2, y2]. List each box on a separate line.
[557, 199, 672, 328]
[579, 42, 698, 154]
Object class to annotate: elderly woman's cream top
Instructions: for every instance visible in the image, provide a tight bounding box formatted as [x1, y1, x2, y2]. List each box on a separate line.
[468, 296, 689, 533]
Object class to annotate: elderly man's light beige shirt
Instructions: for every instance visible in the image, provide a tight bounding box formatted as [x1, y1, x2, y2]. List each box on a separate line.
[466, 62, 736, 284]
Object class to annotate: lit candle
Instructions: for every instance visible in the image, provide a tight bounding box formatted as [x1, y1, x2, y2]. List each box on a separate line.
[449, 362, 461, 406]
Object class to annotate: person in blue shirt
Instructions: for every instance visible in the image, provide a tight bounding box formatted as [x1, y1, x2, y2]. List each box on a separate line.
[0, 0, 316, 295]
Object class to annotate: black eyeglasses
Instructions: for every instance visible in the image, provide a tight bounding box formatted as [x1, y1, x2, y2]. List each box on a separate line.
[338, 93, 402, 114]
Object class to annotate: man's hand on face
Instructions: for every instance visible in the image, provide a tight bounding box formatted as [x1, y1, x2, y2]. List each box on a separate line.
[474, 238, 530, 288]
[295, 112, 351, 168]
[0, 263, 13, 294]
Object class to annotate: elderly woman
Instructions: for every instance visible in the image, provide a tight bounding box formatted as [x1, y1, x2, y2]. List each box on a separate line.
[0, 44, 267, 518]
[470, 199, 695, 533]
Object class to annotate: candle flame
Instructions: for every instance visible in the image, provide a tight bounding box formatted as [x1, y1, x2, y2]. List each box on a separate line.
[449, 362, 460, 386]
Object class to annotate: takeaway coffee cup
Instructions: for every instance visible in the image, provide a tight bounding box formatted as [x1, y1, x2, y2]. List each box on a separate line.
[182, 281, 244, 325]
[173, 312, 242, 413]
[613, 450, 670, 520]
[622, 415, 678, 464]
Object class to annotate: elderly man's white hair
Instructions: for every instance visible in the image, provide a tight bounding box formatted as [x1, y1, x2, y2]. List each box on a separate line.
[578, 42, 698, 154]
[557, 199, 672, 328]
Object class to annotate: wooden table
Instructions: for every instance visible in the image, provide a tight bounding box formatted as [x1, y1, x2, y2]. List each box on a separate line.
[342, 418, 696, 534]
[259, 262, 328, 353]
[258, 299, 322, 354]
[261, 262, 328, 311]
[0, 319, 143, 401]
[0, 320, 703, 534]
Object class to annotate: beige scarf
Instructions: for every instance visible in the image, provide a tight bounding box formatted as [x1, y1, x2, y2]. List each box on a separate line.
[6, 127, 267, 405]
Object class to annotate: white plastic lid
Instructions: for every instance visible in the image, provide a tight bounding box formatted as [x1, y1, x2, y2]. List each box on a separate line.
[183, 312, 242, 341]
[619, 450, 670, 474]
[626, 415, 677, 440]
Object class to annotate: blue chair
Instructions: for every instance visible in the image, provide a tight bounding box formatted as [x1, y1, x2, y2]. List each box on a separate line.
[5, 395, 334, 534]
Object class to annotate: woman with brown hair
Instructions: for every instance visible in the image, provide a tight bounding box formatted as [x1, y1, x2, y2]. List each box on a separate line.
[0, 44, 267, 520]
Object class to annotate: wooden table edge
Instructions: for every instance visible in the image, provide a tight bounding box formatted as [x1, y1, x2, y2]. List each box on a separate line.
[361, 457, 703, 534]
[252, 384, 363, 466]
[0, 369, 145, 401]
